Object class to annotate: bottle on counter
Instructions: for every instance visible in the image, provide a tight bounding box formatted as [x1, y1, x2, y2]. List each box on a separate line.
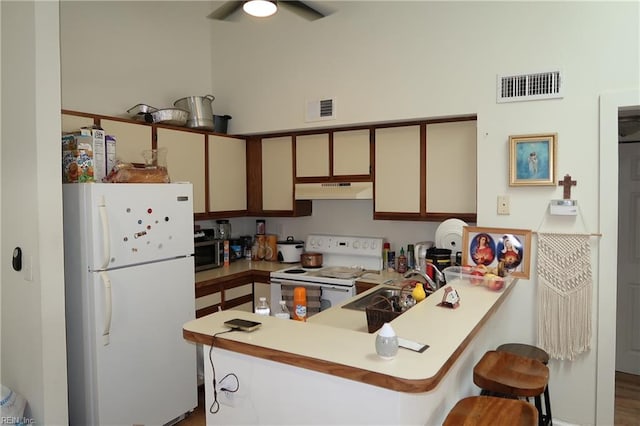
[293, 287, 307, 322]
[382, 242, 390, 269]
[275, 300, 290, 319]
[407, 244, 415, 270]
[397, 247, 408, 274]
[387, 251, 396, 272]
[255, 297, 271, 316]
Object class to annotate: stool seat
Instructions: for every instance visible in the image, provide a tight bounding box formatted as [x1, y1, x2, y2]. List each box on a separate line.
[496, 343, 553, 426]
[474, 350, 549, 398]
[497, 343, 550, 365]
[444, 396, 538, 426]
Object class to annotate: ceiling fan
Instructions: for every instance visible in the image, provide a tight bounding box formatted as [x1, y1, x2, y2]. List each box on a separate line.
[208, 1, 326, 21]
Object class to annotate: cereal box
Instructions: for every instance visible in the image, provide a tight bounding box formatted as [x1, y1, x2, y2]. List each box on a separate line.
[62, 134, 95, 183]
[79, 127, 107, 181]
[105, 135, 117, 176]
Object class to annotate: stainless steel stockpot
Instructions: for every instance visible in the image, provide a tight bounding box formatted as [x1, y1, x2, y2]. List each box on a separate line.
[173, 95, 215, 130]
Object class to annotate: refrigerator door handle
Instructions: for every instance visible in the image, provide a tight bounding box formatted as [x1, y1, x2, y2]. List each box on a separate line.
[100, 271, 112, 346]
[98, 195, 111, 270]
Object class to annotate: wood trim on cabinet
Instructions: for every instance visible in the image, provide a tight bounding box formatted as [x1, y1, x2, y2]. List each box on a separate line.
[246, 138, 263, 214]
[420, 123, 427, 215]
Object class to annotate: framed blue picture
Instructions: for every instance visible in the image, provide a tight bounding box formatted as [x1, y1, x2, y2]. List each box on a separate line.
[509, 133, 557, 186]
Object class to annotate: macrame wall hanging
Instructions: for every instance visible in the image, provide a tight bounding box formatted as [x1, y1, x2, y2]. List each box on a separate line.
[536, 232, 592, 360]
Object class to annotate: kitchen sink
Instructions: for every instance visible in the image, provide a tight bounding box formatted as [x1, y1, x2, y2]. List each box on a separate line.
[341, 287, 401, 311]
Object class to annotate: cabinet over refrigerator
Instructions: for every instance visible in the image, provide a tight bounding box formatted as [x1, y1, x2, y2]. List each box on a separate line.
[62, 183, 197, 425]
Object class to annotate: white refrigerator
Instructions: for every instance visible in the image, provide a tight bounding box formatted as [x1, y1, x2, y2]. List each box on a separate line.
[62, 183, 197, 425]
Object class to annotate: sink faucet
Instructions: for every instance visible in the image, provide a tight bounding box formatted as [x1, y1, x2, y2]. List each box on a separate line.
[404, 263, 445, 292]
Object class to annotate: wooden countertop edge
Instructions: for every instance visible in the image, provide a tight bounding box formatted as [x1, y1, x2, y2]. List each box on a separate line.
[183, 281, 516, 393]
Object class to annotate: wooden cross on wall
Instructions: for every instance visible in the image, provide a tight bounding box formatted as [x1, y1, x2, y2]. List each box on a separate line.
[558, 174, 577, 199]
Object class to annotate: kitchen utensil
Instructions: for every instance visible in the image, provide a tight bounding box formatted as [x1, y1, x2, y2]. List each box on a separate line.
[277, 236, 304, 263]
[300, 252, 322, 268]
[127, 103, 158, 116]
[173, 95, 215, 130]
[149, 108, 189, 126]
[435, 218, 468, 253]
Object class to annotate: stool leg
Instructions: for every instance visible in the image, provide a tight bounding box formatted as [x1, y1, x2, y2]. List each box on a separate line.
[543, 385, 552, 425]
[535, 395, 544, 426]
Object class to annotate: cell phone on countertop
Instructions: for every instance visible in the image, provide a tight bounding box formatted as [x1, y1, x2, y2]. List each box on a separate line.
[223, 318, 262, 332]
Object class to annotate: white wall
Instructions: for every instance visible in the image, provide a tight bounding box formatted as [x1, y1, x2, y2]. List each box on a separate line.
[59, 2, 640, 424]
[1, 1, 68, 424]
[60, 1, 214, 116]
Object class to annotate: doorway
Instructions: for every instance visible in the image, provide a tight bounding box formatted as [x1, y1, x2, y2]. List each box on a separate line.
[597, 90, 640, 425]
[615, 110, 640, 424]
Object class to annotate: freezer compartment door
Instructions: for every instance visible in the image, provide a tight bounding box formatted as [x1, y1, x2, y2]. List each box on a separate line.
[65, 183, 194, 271]
[91, 257, 197, 425]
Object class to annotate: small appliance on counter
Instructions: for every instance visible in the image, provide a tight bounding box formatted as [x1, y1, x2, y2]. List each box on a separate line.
[194, 228, 223, 271]
[277, 236, 305, 263]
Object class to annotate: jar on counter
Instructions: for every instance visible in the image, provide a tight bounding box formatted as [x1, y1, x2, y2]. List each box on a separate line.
[256, 219, 265, 235]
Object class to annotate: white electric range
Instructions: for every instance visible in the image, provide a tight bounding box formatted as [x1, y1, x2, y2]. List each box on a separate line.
[269, 234, 384, 314]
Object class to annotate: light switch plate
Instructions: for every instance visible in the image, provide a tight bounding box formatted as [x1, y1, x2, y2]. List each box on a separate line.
[497, 195, 510, 215]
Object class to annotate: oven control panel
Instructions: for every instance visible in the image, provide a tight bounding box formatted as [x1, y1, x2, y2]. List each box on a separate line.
[305, 234, 383, 255]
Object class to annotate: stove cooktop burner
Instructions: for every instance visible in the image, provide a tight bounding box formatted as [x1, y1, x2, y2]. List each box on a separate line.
[284, 269, 306, 274]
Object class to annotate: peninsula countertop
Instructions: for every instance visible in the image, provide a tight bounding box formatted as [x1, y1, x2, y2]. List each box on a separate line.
[183, 277, 516, 393]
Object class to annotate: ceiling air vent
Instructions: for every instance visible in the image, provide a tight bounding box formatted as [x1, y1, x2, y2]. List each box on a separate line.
[497, 70, 563, 103]
[305, 98, 336, 122]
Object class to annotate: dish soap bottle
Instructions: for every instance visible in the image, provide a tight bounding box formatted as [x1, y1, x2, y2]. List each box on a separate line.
[255, 297, 270, 316]
[275, 300, 290, 319]
[397, 247, 408, 274]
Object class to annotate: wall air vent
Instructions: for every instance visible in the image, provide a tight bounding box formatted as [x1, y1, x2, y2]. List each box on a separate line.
[305, 98, 336, 122]
[497, 70, 563, 103]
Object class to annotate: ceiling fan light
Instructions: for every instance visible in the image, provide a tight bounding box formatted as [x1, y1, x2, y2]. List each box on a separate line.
[243, 0, 277, 18]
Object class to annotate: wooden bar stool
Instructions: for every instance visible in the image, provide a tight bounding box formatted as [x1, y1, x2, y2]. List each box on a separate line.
[497, 343, 553, 426]
[444, 395, 538, 426]
[473, 350, 549, 426]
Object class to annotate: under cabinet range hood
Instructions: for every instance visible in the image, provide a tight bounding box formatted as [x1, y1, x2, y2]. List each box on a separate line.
[294, 182, 373, 200]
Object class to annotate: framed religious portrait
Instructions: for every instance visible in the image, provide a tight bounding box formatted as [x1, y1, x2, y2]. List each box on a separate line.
[509, 133, 557, 186]
[462, 226, 532, 279]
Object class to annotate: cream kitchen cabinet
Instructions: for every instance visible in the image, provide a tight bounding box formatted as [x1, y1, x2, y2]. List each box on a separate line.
[333, 129, 371, 176]
[374, 125, 422, 215]
[156, 128, 207, 214]
[208, 135, 247, 213]
[296, 134, 329, 178]
[425, 120, 477, 215]
[262, 136, 294, 211]
[295, 130, 371, 180]
[100, 119, 152, 165]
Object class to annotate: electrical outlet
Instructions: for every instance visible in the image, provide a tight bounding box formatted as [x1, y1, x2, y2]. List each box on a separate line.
[497, 195, 510, 215]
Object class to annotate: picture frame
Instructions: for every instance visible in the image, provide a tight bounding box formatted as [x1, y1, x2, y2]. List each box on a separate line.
[509, 133, 557, 186]
[462, 226, 532, 279]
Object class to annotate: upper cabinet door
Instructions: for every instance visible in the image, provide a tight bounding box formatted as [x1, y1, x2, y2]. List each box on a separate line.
[156, 128, 206, 214]
[100, 119, 152, 165]
[208, 135, 247, 212]
[296, 134, 329, 178]
[333, 129, 370, 176]
[374, 126, 421, 213]
[262, 136, 293, 211]
[425, 121, 477, 214]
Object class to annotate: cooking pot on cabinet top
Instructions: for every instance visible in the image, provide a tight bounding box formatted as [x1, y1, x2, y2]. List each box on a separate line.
[173, 95, 215, 130]
[277, 236, 304, 263]
[300, 252, 323, 268]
